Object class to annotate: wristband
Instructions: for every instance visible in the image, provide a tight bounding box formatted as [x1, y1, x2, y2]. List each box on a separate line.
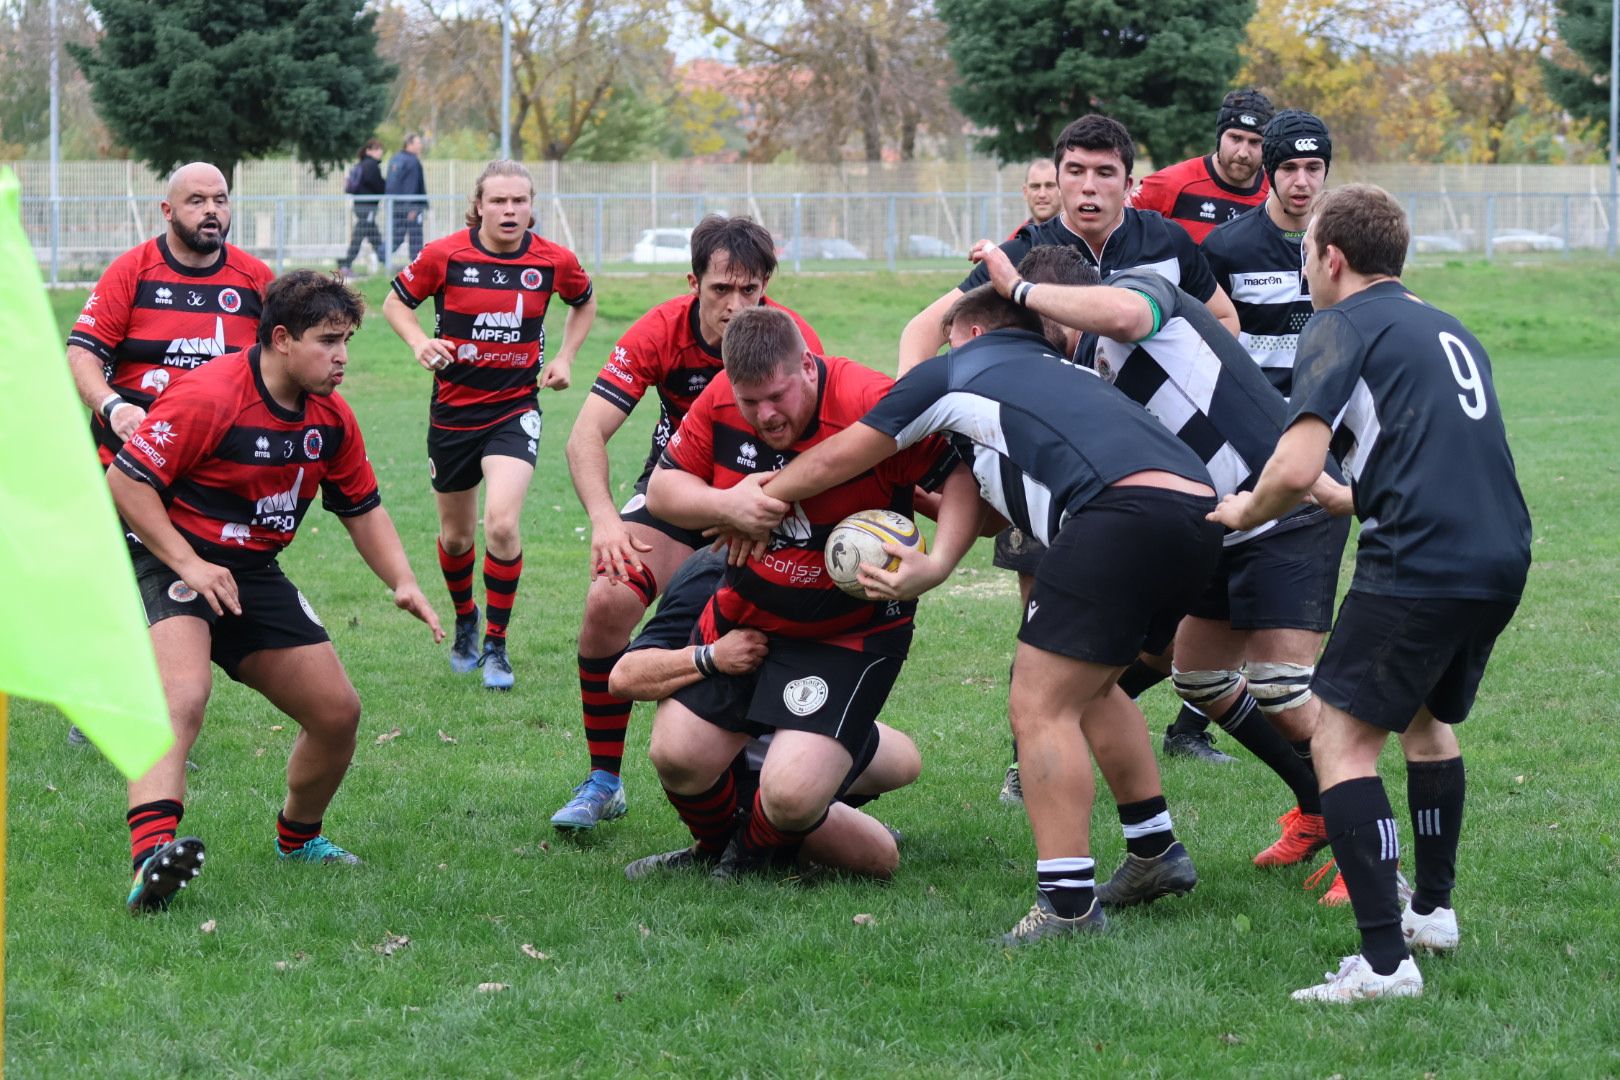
[1011, 280, 1034, 307]
[692, 644, 718, 678]
[99, 393, 128, 421]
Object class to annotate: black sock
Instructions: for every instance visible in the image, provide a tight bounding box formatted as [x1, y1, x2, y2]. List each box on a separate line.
[1118, 660, 1168, 699]
[1407, 757, 1465, 914]
[1291, 738, 1314, 764]
[1214, 694, 1320, 814]
[1037, 856, 1095, 918]
[1118, 795, 1176, 858]
[1321, 777, 1408, 975]
[1168, 703, 1211, 736]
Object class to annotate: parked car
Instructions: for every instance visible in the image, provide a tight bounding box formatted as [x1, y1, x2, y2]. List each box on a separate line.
[1412, 232, 1469, 254]
[905, 234, 961, 258]
[630, 228, 693, 264]
[1488, 229, 1566, 253]
[777, 237, 869, 261]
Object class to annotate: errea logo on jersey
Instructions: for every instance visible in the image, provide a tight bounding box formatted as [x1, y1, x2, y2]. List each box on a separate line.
[686, 373, 707, 394]
[462, 266, 481, 283]
[1199, 201, 1217, 220]
[255, 435, 271, 459]
[737, 441, 758, 468]
[155, 287, 173, 305]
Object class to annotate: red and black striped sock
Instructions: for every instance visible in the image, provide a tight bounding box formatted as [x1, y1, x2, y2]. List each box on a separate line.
[483, 550, 522, 641]
[580, 651, 630, 775]
[437, 539, 477, 619]
[276, 811, 323, 855]
[739, 789, 819, 859]
[128, 798, 184, 871]
[665, 771, 738, 855]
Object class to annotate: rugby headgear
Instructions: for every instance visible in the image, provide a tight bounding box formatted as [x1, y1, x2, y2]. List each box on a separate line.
[1216, 89, 1274, 141]
[1263, 110, 1333, 188]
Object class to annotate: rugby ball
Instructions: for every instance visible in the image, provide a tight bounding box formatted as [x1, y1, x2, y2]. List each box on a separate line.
[824, 509, 927, 598]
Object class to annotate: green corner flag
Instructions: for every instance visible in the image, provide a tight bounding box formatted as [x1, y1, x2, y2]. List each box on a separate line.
[0, 167, 173, 778]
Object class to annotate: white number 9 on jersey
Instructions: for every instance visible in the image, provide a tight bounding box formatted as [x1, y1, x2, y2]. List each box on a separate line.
[1439, 332, 1488, 420]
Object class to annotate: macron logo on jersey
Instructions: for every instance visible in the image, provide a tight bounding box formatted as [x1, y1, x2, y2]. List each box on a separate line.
[166, 316, 226, 364]
[471, 295, 523, 343]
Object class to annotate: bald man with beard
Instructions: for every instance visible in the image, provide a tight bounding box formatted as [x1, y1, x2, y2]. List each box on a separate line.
[63, 161, 274, 746]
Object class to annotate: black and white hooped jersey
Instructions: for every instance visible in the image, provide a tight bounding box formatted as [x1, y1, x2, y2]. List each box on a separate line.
[1202, 207, 1315, 397]
[1289, 281, 1531, 601]
[860, 328, 1212, 547]
[1088, 269, 1326, 546]
[959, 208, 1219, 305]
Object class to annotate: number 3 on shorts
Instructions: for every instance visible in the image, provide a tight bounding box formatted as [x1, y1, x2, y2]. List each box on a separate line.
[1439, 332, 1488, 420]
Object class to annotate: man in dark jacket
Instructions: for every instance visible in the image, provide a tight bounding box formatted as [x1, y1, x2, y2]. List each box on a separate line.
[338, 138, 387, 277]
[385, 133, 428, 260]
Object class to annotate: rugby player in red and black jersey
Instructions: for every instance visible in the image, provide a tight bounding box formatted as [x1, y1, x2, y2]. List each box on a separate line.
[66, 162, 274, 468]
[107, 271, 443, 914]
[1006, 159, 1061, 239]
[550, 215, 824, 831]
[638, 307, 979, 878]
[383, 160, 596, 690]
[1129, 89, 1275, 244]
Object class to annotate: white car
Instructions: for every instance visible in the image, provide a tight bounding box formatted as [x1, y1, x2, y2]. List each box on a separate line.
[1489, 229, 1566, 253]
[630, 228, 693, 265]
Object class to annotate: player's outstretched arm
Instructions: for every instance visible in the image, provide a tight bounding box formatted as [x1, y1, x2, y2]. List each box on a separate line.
[608, 628, 769, 701]
[1209, 417, 1333, 531]
[856, 464, 981, 601]
[763, 422, 899, 507]
[339, 505, 445, 643]
[108, 467, 240, 617]
[970, 239, 1154, 341]
[382, 290, 455, 371]
[542, 292, 597, 391]
[646, 465, 788, 535]
[566, 395, 652, 581]
[898, 288, 962, 375]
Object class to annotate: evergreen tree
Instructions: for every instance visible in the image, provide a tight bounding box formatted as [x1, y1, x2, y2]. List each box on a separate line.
[69, 0, 395, 177]
[1543, 0, 1613, 144]
[937, 0, 1255, 169]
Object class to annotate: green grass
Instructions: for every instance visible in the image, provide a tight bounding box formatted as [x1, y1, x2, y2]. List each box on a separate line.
[9, 260, 1620, 1078]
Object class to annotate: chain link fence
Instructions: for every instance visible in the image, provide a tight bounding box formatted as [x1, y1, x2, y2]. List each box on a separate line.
[15, 158, 1619, 285]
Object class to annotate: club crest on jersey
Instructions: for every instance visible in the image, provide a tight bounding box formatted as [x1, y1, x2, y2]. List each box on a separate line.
[167, 580, 199, 603]
[218, 288, 242, 313]
[783, 676, 829, 717]
[302, 428, 323, 460]
[519, 410, 542, 439]
[521, 268, 543, 289]
[140, 369, 171, 394]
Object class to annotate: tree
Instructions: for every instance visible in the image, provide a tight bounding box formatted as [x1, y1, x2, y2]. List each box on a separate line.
[69, 0, 395, 177]
[1543, 0, 1614, 144]
[937, 0, 1255, 167]
[0, 0, 112, 158]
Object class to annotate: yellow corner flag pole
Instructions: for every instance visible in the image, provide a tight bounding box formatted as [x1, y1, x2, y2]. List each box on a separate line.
[0, 167, 172, 776]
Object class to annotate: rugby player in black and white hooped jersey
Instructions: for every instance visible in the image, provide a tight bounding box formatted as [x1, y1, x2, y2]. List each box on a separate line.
[741, 289, 1225, 944]
[1203, 111, 1334, 400]
[975, 239, 1353, 887]
[383, 160, 596, 690]
[1210, 184, 1531, 1001]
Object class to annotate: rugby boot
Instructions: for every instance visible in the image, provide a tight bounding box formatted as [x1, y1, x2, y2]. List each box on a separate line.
[126, 836, 206, 914]
[68, 724, 89, 746]
[1306, 858, 1413, 908]
[1000, 893, 1108, 946]
[449, 607, 481, 674]
[550, 770, 627, 831]
[278, 835, 362, 864]
[1291, 953, 1423, 1002]
[624, 843, 720, 881]
[998, 764, 1024, 805]
[1095, 841, 1198, 909]
[479, 638, 514, 691]
[1401, 901, 1459, 954]
[1163, 727, 1238, 764]
[1254, 806, 1330, 867]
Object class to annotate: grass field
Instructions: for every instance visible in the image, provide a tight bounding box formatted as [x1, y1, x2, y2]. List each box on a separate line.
[9, 258, 1620, 1078]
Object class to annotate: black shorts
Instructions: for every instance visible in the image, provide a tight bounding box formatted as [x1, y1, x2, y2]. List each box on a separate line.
[992, 525, 1047, 576]
[427, 407, 542, 494]
[1187, 512, 1350, 632]
[671, 637, 902, 760]
[1313, 590, 1519, 733]
[619, 483, 707, 550]
[133, 548, 329, 680]
[732, 724, 882, 807]
[1022, 487, 1223, 666]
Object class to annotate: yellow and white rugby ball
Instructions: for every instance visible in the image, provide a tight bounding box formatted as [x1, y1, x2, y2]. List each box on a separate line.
[824, 509, 927, 598]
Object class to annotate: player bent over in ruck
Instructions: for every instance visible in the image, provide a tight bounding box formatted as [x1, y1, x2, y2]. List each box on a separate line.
[641, 307, 975, 878]
[1210, 185, 1531, 1001]
[612, 549, 922, 879]
[753, 289, 1225, 943]
[109, 271, 443, 913]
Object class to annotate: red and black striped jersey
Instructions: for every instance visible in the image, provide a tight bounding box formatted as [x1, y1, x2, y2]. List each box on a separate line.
[66, 236, 273, 464]
[391, 227, 593, 430]
[113, 346, 381, 570]
[590, 293, 824, 485]
[661, 355, 956, 656]
[1129, 155, 1269, 244]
